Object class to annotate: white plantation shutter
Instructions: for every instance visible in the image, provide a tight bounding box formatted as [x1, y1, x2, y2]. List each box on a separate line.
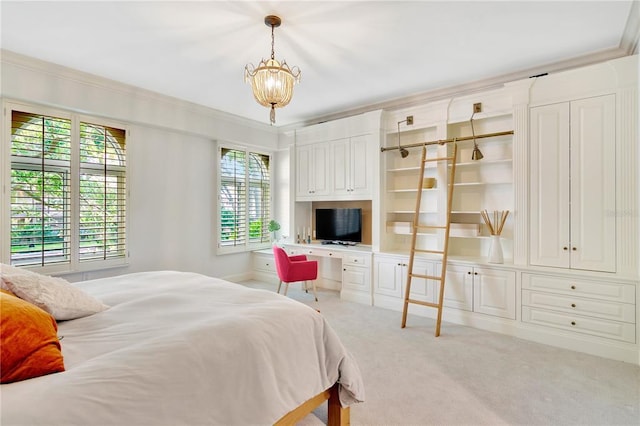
[7, 107, 127, 271]
[79, 122, 127, 261]
[248, 152, 271, 243]
[218, 147, 271, 251]
[10, 111, 72, 266]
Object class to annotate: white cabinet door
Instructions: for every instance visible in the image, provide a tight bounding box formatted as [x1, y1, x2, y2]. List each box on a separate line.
[331, 138, 350, 195]
[295, 143, 330, 200]
[473, 267, 516, 319]
[440, 264, 473, 311]
[331, 135, 373, 199]
[349, 134, 372, 197]
[569, 95, 616, 272]
[374, 256, 405, 298]
[408, 259, 437, 304]
[342, 265, 370, 293]
[529, 94, 616, 273]
[530, 102, 570, 268]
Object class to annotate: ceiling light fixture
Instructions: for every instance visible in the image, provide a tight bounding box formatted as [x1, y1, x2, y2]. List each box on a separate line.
[244, 15, 301, 125]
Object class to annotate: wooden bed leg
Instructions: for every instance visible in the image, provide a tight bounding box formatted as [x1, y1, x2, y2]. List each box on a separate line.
[327, 384, 350, 426]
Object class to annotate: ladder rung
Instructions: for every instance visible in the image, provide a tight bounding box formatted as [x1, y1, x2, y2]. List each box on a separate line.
[415, 225, 447, 230]
[407, 298, 440, 308]
[414, 248, 444, 255]
[424, 156, 455, 163]
[409, 273, 442, 281]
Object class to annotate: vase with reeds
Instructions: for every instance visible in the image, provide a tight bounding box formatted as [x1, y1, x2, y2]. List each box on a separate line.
[480, 210, 509, 264]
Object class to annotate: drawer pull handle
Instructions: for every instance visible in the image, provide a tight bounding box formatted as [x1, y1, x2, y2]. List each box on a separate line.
[571, 303, 576, 308]
[570, 285, 576, 290]
[571, 321, 576, 326]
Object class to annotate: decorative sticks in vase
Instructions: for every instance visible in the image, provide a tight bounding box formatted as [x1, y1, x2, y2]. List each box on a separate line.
[480, 209, 509, 236]
[480, 210, 509, 263]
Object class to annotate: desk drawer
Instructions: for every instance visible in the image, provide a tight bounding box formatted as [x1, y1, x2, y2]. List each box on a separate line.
[522, 307, 636, 343]
[522, 274, 635, 303]
[522, 290, 635, 323]
[343, 254, 371, 267]
[252, 254, 276, 273]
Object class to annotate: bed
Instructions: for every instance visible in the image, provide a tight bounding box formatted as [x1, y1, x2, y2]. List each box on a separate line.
[0, 270, 364, 425]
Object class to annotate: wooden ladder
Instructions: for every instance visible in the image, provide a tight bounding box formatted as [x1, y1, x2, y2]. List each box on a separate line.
[401, 143, 458, 336]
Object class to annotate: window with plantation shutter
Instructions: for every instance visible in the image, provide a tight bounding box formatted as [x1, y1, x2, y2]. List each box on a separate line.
[10, 112, 72, 266]
[79, 122, 126, 261]
[218, 146, 271, 253]
[5, 106, 127, 272]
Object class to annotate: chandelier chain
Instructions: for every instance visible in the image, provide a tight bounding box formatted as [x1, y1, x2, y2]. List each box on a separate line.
[270, 24, 275, 60]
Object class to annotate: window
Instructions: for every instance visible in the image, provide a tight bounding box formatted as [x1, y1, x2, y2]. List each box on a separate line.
[5, 105, 127, 272]
[218, 146, 271, 253]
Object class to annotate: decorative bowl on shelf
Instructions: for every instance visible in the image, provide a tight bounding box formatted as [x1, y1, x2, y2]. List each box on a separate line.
[422, 177, 436, 188]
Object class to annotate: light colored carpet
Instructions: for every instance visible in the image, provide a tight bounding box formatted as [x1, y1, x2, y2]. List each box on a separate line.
[241, 280, 640, 425]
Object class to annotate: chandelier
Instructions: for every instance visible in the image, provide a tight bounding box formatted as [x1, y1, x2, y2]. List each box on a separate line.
[244, 15, 301, 125]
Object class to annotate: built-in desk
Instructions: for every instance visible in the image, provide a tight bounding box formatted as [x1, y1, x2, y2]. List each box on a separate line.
[281, 243, 373, 305]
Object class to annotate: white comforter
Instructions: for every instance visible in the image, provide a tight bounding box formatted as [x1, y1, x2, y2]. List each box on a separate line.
[0, 271, 364, 425]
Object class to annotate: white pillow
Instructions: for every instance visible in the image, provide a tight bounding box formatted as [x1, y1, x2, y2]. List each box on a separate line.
[0, 264, 109, 320]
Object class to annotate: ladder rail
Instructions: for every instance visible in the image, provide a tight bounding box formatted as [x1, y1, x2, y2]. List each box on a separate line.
[401, 144, 458, 337]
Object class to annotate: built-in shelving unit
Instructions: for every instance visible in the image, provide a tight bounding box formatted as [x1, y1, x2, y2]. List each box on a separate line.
[445, 114, 513, 261]
[382, 124, 443, 253]
[381, 112, 514, 262]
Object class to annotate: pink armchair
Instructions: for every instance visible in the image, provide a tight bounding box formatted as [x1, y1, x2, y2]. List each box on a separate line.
[273, 246, 319, 301]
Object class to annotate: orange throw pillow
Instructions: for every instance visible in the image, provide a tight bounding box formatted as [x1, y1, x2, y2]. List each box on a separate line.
[0, 290, 65, 383]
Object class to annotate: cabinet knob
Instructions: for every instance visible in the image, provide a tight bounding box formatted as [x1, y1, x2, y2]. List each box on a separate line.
[329, 253, 333, 256]
[343, 268, 346, 271]
[572, 247, 577, 251]
[570, 285, 576, 290]
[571, 303, 576, 308]
[563, 247, 568, 251]
[354, 259, 358, 262]
[474, 272, 478, 276]
[397, 263, 402, 266]
[570, 321, 576, 326]
[467, 271, 472, 275]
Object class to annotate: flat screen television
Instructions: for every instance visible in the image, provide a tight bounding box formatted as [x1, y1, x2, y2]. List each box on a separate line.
[315, 208, 362, 244]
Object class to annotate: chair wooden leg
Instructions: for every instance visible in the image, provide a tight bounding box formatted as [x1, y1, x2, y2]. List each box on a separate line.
[284, 282, 290, 296]
[311, 280, 318, 302]
[277, 280, 282, 294]
[304, 280, 309, 293]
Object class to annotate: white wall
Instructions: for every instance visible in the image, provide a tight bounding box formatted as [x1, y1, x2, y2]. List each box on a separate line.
[1, 51, 279, 282]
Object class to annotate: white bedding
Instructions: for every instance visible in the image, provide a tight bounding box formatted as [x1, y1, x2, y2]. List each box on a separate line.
[0, 271, 364, 425]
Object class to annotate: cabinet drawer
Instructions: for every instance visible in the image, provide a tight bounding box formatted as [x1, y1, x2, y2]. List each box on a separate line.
[522, 307, 636, 343]
[252, 255, 276, 273]
[522, 274, 635, 303]
[343, 253, 371, 267]
[522, 290, 635, 323]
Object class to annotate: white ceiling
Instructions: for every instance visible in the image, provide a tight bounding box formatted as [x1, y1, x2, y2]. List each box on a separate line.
[1, 1, 638, 127]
